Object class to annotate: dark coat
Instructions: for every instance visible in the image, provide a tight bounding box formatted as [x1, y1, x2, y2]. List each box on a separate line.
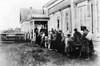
[73, 31, 82, 42]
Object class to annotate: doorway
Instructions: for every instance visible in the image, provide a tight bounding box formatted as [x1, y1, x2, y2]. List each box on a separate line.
[34, 21, 48, 36]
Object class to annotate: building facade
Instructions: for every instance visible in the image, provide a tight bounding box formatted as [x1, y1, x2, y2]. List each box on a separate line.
[20, 8, 49, 41]
[44, 0, 100, 36]
[20, 0, 100, 41]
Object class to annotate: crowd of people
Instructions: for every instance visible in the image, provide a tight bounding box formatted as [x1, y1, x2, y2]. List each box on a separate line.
[34, 26, 94, 59]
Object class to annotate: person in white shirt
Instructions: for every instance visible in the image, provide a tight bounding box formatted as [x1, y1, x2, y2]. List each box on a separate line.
[65, 34, 71, 54]
[40, 31, 45, 48]
[82, 26, 94, 59]
[47, 31, 52, 50]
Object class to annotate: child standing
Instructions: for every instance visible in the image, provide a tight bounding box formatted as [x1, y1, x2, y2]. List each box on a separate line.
[65, 34, 71, 55]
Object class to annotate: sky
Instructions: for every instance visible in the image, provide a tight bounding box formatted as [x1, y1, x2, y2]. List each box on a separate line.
[0, 0, 50, 31]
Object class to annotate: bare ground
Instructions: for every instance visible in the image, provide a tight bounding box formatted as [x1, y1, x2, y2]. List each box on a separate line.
[0, 42, 100, 66]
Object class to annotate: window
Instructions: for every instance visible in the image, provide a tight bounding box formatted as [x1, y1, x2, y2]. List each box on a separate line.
[57, 19, 59, 29]
[65, 9, 71, 32]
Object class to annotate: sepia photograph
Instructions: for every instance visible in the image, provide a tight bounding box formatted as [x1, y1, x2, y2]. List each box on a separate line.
[0, 0, 100, 66]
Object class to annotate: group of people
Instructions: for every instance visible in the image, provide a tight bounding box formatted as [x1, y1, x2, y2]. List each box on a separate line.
[34, 26, 94, 59]
[65, 26, 94, 59]
[35, 27, 47, 48]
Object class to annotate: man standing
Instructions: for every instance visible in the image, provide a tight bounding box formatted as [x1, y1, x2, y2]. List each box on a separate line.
[73, 28, 82, 42]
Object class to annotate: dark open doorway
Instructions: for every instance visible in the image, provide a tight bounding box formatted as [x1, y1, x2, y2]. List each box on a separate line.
[34, 21, 48, 36]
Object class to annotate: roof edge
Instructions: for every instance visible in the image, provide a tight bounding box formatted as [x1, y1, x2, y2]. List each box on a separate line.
[43, 0, 58, 8]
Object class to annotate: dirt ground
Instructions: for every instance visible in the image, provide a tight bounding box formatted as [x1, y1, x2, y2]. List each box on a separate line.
[0, 42, 100, 66]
